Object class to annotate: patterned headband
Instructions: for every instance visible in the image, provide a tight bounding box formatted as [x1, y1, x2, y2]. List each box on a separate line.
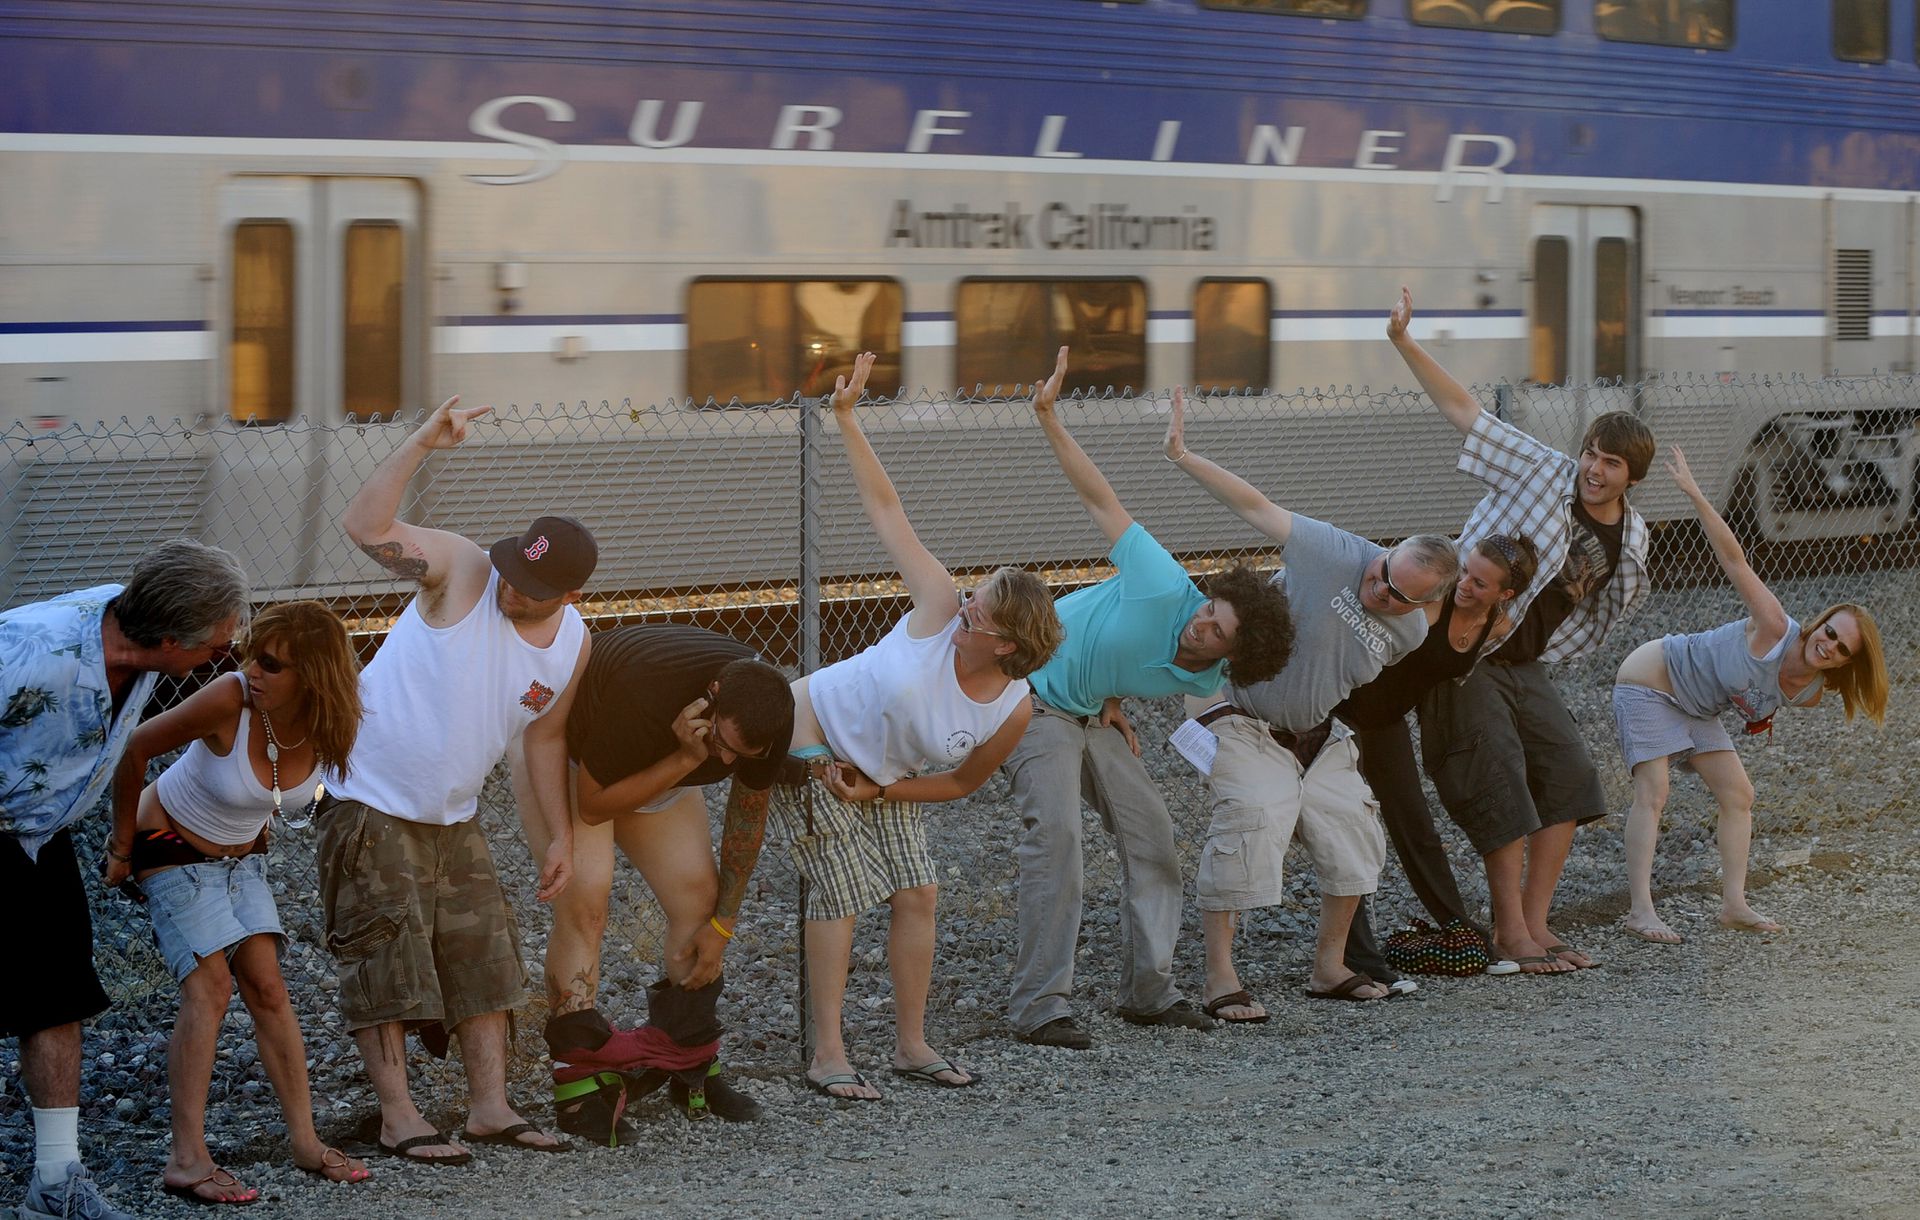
[1483, 534, 1520, 564]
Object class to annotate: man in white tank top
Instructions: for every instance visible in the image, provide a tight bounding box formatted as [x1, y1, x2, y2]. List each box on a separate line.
[323, 395, 594, 1164]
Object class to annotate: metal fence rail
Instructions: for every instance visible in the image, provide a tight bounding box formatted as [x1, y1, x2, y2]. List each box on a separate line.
[7, 374, 1916, 1056]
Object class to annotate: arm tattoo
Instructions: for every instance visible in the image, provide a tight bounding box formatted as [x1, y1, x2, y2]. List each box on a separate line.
[359, 539, 430, 580]
[714, 782, 772, 922]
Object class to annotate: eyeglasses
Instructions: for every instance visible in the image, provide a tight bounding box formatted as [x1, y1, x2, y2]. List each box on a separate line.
[1376, 549, 1442, 606]
[250, 651, 289, 675]
[1820, 622, 1853, 660]
[958, 592, 1007, 639]
[706, 703, 776, 761]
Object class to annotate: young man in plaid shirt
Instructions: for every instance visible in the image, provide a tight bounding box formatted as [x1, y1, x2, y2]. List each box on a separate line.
[1388, 288, 1653, 974]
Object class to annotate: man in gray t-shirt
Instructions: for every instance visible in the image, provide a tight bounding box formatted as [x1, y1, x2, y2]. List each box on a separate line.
[1166, 393, 1456, 1018]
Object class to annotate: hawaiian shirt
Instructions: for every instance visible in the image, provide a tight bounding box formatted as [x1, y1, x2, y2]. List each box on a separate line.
[0, 584, 156, 858]
[1453, 411, 1649, 663]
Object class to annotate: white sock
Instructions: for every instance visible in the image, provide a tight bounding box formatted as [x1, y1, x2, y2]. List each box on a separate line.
[32, 1107, 80, 1185]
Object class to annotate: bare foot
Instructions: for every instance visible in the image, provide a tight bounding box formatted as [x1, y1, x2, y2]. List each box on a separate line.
[1623, 914, 1684, 945]
[164, 1164, 259, 1204]
[1720, 906, 1784, 934]
[294, 1145, 371, 1183]
[807, 1059, 883, 1100]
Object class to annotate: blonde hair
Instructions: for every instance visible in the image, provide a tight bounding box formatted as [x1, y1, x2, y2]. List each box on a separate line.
[1804, 603, 1889, 725]
[243, 601, 364, 776]
[976, 567, 1065, 680]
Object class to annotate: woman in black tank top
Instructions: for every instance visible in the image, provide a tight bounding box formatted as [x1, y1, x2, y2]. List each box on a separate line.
[1335, 535, 1539, 986]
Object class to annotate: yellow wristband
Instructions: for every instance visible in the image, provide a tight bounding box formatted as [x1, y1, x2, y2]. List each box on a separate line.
[709, 916, 734, 941]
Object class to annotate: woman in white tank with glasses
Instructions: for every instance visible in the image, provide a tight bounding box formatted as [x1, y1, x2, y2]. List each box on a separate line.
[775, 351, 1064, 1102]
[1613, 448, 1889, 946]
[108, 602, 370, 1204]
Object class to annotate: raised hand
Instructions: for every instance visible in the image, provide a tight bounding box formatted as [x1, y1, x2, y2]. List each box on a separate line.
[671, 695, 714, 766]
[1387, 286, 1412, 342]
[1665, 444, 1704, 499]
[1164, 385, 1188, 460]
[412, 395, 492, 450]
[831, 351, 878, 413]
[1031, 346, 1070, 417]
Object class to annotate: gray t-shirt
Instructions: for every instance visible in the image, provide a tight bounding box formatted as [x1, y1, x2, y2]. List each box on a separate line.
[1230, 514, 1429, 732]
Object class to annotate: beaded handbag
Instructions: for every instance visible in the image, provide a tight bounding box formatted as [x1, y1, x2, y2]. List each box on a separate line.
[1381, 918, 1491, 977]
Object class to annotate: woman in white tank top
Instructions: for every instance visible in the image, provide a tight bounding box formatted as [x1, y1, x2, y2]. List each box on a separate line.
[107, 602, 371, 1203]
[777, 352, 1064, 1101]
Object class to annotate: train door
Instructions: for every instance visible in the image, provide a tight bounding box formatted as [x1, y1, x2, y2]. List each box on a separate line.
[1519, 205, 1639, 456]
[211, 177, 422, 595]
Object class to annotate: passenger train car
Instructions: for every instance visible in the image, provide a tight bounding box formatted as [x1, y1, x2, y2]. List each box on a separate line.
[4, 0, 1919, 607]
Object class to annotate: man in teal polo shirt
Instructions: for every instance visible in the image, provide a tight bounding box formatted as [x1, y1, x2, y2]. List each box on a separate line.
[1004, 349, 1294, 1049]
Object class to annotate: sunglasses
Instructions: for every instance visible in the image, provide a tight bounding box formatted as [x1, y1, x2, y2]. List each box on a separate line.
[1820, 622, 1853, 660]
[1376, 549, 1442, 606]
[958, 592, 1007, 639]
[249, 651, 289, 675]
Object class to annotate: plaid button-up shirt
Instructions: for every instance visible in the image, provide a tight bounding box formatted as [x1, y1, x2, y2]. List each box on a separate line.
[1455, 410, 1648, 663]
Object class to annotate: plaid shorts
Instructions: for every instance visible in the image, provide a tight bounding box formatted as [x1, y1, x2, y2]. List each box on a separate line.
[770, 775, 937, 921]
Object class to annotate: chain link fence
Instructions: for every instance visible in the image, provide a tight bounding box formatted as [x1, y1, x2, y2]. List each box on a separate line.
[6, 373, 1917, 1070]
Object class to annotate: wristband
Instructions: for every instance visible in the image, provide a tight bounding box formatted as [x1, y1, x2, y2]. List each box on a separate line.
[1164, 448, 1188, 463]
[106, 845, 131, 863]
[709, 916, 734, 941]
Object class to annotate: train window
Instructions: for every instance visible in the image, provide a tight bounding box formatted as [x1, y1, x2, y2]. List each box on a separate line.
[1834, 249, 1872, 340]
[1198, 1, 1366, 18]
[1410, 0, 1560, 34]
[1833, 0, 1887, 61]
[1594, 0, 1732, 48]
[1530, 236, 1570, 384]
[229, 220, 295, 425]
[343, 221, 404, 422]
[956, 279, 1147, 395]
[1192, 279, 1272, 392]
[1593, 236, 1633, 381]
[685, 278, 903, 405]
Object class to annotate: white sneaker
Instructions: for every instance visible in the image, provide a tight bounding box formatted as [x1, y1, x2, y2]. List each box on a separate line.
[20, 1163, 139, 1220]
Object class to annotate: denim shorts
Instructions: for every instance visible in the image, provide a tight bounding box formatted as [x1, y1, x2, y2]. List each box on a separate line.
[1612, 682, 1737, 772]
[139, 855, 285, 983]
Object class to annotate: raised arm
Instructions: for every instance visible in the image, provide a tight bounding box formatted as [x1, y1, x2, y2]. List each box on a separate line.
[1163, 386, 1292, 546]
[105, 674, 245, 886]
[1668, 445, 1787, 648]
[1029, 346, 1134, 545]
[1387, 286, 1482, 435]
[341, 395, 495, 591]
[831, 351, 958, 633]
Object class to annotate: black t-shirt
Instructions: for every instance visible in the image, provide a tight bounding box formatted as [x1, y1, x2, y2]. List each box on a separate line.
[565, 624, 790, 792]
[1494, 499, 1624, 665]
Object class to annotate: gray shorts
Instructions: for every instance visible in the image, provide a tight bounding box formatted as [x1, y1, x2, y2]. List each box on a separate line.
[1612, 682, 1736, 772]
[139, 855, 284, 983]
[1418, 660, 1607, 856]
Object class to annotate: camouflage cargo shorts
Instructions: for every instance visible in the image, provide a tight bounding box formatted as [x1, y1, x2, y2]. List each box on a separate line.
[315, 798, 527, 1032]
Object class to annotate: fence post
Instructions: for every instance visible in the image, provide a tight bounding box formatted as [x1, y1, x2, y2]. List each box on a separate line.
[795, 394, 821, 1061]
[798, 394, 822, 675]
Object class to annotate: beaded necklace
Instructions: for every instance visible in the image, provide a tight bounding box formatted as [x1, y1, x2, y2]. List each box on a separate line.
[258, 706, 314, 829]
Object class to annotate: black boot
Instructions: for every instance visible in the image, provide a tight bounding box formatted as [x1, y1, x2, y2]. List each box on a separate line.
[671, 1066, 762, 1122]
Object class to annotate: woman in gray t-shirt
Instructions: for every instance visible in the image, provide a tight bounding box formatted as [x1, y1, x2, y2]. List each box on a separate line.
[1612, 447, 1890, 946]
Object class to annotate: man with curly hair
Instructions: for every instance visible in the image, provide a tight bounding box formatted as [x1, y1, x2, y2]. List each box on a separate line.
[1005, 349, 1295, 1049]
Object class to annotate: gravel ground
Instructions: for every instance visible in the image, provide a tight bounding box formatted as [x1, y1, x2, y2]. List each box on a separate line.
[4, 569, 1916, 1219]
